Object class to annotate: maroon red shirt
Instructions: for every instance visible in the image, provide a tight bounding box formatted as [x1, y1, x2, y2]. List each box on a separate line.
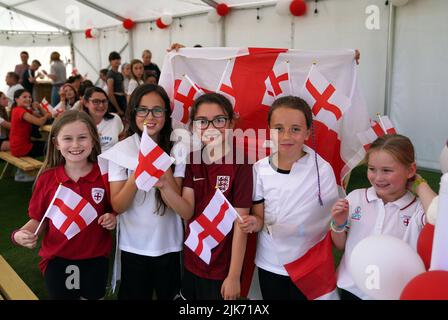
[10, 106, 33, 157]
[183, 145, 253, 280]
[28, 164, 113, 273]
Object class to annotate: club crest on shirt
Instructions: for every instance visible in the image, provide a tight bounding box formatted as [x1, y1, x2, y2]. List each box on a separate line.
[351, 206, 362, 221]
[400, 214, 411, 227]
[91, 188, 105, 204]
[216, 176, 230, 193]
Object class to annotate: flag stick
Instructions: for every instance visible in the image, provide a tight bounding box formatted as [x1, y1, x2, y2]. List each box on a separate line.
[215, 186, 244, 222]
[183, 74, 203, 93]
[377, 113, 387, 133]
[34, 183, 63, 236]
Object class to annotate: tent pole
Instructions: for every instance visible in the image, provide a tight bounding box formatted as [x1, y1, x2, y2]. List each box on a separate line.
[74, 0, 125, 21]
[128, 30, 134, 60]
[69, 32, 76, 69]
[384, 3, 396, 116]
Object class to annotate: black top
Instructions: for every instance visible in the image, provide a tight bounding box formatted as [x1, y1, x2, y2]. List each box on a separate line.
[106, 69, 125, 94]
[22, 69, 35, 93]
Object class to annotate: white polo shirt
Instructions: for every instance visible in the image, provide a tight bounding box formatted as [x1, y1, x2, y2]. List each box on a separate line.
[253, 146, 339, 275]
[337, 187, 425, 299]
[97, 113, 124, 152]
[107, 133, 185, 257]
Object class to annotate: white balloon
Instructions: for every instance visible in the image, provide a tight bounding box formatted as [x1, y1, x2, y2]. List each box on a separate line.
[349, 235, 426, 300]
[440, 144, 448, 174]
[207, 10, 221, 23]
[276, 0, 291, 16]
[90, 28, 100, 37]
[391, 0, 409, 7]
[161, 14, 173, 26]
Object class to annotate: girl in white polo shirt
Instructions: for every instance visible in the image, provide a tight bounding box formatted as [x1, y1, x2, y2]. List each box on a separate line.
[331, 134, 425, 300]
[100, 84, 185, 300]
[238, 96, 339, 300]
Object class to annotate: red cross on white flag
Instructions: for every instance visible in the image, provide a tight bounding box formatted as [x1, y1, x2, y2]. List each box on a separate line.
[377, 114, 397, 135]
[300, 66, 350, 130]
[35, 184, 98, 240]
[134, 126, 174, 192]
[261, 60, 292, 107]
[357, 115, 397, 151]
[217, 58, 237, 108]
[185, 188, 240, 264]
[40, 97, 57, 115]
[173, 75, 204, 124]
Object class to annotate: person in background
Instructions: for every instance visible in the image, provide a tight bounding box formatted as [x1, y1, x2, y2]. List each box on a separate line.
[0, 91, 11, 151]
[42, 51, 67, 106]
[66, 74, 83, 93]
[53, 83, 80, 114]
[126, 59, 145, 101]
[22, 60, 43, 100]
[106, 51, 126, 117]
[142, 50, 161, 83]
[14, 51, 30, 84]
[121, 63, 131, 94]
[99, 69, 109, 94]
[5, 72, 24, 106]
[145, 74, 157, 85]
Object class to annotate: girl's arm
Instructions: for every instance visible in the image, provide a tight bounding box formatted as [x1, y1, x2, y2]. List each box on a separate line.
[221, 207, 250, 300]
[0, 117, 11, 129]
[411, 175, 437, 213]
[109, 173, 138, 214]
[158, 183, 195, 220]
[13, 219, 42, 249]
[330, 199, 349, 251]
[238, 202, 264, 233]
[22, 111, 51, 126]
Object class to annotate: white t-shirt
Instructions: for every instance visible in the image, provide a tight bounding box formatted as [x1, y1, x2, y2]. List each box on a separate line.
[107, 133, 185, 256]
[126, 79, 144, 96]
[336, 187, 425, 299]
[97, 113, 124, 152]
[6, 84, 24, 105]
[252, 146, 339, 275]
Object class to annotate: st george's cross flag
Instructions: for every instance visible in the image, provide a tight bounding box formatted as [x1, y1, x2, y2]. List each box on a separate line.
[216, 58, 237, 108]
[34, 184, 98, 240]
[357, 115, 397, 151]
[185, 188, 241, 264]
[172, 75, 204, 124]
[134, 126, 174, 192]
[261, 59, 292, 108]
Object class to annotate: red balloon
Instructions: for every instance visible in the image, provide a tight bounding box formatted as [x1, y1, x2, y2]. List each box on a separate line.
[417, 223, 434, 270]
[290, 0, 307, 16]
[217, 3, 230, 16]
[123, 19, 135, 30]
[156, 18, 167, 29]
[401, 271, 448, 300]
[85, 28, 92, 38]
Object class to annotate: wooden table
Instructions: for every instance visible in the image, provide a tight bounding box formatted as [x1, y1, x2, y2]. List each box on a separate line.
[40, 125, 52, 133]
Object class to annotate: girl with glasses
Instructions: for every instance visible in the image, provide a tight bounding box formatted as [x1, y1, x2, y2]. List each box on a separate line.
[100, 84, 185, 300]
[160, 92, 253, 300]
[83, 87, 124, 152]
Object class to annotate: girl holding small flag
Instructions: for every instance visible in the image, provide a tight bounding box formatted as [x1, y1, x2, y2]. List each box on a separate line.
[238, 96, 339, 300]
[332, 134, 425, 300]
[160, 92, 253, 300]
[101, 84, 185, 300]
[11, 110, 116, 300]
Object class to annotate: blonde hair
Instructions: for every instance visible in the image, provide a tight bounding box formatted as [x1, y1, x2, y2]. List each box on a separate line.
[366, 134, 415, 167]
[36, 110, 101, 183]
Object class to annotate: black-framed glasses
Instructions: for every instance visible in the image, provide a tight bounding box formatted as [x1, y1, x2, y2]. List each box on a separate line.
[135, 106, 166, 118]
[193, 116, 229, 129]
[89, 99, 108, 106]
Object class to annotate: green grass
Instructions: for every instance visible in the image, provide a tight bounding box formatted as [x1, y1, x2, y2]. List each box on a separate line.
[0, 162, 442, 299]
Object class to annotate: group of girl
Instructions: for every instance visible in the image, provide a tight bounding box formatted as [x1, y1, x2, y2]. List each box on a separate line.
[11, 82, 432, 300]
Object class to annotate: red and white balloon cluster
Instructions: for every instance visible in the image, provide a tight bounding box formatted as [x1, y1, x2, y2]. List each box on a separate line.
[207, 3, 230, 23]
[85, 28, 99, 39]
[156, 14, 173, 29]
[275, 0, 307, 17]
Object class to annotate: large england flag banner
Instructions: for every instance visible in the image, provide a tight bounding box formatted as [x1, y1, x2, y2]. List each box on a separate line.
[184, 188, 240, 265]
[35, 184, 98, 240]
[159, 47, 371, 298]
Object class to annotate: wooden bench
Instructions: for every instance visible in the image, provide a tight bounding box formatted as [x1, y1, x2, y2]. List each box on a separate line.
[0, 255, 38, 300]
[0, 151, 43, 180]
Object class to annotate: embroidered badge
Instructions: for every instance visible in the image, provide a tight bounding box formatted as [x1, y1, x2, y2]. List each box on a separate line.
[400, 214, 411, 227]
[351, 206, 362, 221]
[216, 176, 230, 193]
[91, 188, 105, 204]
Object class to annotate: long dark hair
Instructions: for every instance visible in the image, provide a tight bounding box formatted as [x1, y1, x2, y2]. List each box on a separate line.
[11, 89, 31, 110]
[0, 91, 8, 121]
[126, 83, 173, 215]
[83, 87, 114, 120]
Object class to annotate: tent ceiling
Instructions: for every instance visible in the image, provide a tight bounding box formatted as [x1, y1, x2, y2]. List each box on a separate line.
[0, 0, 276, 32]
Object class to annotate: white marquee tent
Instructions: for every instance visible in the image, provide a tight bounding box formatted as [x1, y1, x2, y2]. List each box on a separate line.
[0, 0, 446, 171]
